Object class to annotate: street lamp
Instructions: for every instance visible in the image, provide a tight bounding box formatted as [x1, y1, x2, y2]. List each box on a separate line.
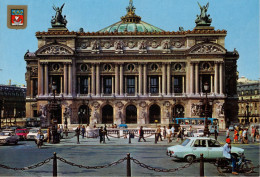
[245, 103, 250, 124]
[50, 81, 59, 144]
[203, 82, 210, 136]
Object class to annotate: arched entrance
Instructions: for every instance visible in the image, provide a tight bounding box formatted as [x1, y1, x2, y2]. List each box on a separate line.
[52, 105, 62, 124]
[78, 105, 91, 124]
[126, 105, 137, 124]
[172, 104, 184, 123]
[102, 105, 113, 124]
[149, 104, 161, 123]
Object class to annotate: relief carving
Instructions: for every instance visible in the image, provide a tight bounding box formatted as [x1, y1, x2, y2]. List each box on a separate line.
[191, 103, 202, 116]
[161, 40, 171, 53]
[41, 45, 72, 55]
[114, 40, 124, 54]
[127, 40, 136, 49]
[138, 40, 147, 53]
[91, 40, 100, 53]
[191, 44, 225, 54]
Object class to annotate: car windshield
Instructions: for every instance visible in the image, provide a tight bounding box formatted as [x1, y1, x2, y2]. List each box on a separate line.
[0, 132, 11, 136]
[198, 130, 204, 133]
[181, 139, 190, 146]
[30, 129, 38, 133]
[42, 130, 47, 133]
[16, 130, 26, 133]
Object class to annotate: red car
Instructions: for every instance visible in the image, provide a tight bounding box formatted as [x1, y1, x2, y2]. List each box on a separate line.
[16, 129, 29, 140]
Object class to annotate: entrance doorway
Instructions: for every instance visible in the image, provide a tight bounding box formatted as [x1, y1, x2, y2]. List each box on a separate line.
[149, 104, 161, 123]
[102, 105, 113, 124]
[78, 105, 91, 124]
[126, 105, 137, 123]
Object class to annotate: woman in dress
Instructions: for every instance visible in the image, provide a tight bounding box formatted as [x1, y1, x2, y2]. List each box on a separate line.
[234, 128, 238, 143]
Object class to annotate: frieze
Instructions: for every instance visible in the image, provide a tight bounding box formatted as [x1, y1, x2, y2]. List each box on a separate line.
[149, 40, 160, 49]
[127, 40, 136, 49]
[91, 40, 100, 54]
[190, 43, 226, 54]
[114, 40, 124, 54]
[138, 40, 147, 53]
[40, 45, 73, 55]
[172, 40, 185, 48]
[30, 67, 38, 76]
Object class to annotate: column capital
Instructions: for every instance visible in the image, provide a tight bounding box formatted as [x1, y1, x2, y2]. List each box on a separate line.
[214, 61, 224, 64]
[40, 61, 49, 65]
[190, 61, 199, 64]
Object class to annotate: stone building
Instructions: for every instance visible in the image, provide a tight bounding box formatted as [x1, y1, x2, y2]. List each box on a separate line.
[24, 1, 239, 129]
[237, 77, 260, 124]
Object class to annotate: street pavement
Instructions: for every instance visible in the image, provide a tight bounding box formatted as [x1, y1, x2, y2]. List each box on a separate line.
[0, 131, 259, 176]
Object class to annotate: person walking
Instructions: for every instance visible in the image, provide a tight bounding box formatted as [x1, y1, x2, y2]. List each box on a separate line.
[239, 128, 243, 143]
[163, 126, 167, 139]
[214, 127, 218, 140]
[170, 126, 175, 139]
[166, 126, 172, 143]
[242, 129, 248, 144]
[156, 126, 163, 141]
[251, 126, 256, 143]
[104, 124, 110, 141]
[81, 125, 86, 139]
[234, 128, 238, 143]
[75, 125, 80, 144]
[226, 129, 230, 138]
[138, 126, 146, 142]
[99, 126, 104, 143]
[176, 127, 182, 142]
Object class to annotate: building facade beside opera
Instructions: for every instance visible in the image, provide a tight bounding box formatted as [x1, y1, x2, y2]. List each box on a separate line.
[24, 1, 239, 129]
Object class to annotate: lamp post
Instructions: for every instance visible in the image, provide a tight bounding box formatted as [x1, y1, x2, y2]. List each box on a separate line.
[245, 103, 250, 125]
[50, 81, 58, 144]
[203, 82, 209, 136]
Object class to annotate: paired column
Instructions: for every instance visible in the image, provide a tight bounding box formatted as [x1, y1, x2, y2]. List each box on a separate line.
[68, 63, 72, 96]
[44, 64, 48, 96]
[195, 62, 199, 95]
[135, 76, 138, 95]
[115, 64, 119, 96]
[91, 64, 96, 96]
[214, 62, 219, 94]
[38, 63, 44, 96]
[96, 64, 100, 96]
[138, 64, 143, 95]
[64, 64, 68, 95]
[30, 80, 33, 97]
[143, 64, 147, 95]
[182, 76, 185, 94]
[190, 62, 194, 94]
[162, 64, 166, 95]
[60, 76, 63, 94]
[120, 64, 124, 96]
[219, 62, 223, 95]
[210, 75, 213, 93]
[167, 63, 171, 95]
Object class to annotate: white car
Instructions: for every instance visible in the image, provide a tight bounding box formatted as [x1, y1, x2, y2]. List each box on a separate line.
[0, 131, 19, 145]
[193, 129, 204, 137]
[27, 128, 39, 140]
[167, 137, 244, 162]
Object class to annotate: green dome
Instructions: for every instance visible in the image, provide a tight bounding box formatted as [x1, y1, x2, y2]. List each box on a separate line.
[98, 0, 164, 33]
[98, 21, 164, 33]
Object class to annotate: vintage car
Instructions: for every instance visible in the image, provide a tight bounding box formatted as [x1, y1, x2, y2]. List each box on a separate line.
[0, 131, 19, 145]
[16, 129, 29, 140]
[27, 128, 40, 140]
[167, 137, 244, 162]
[192, 129, 204, 137]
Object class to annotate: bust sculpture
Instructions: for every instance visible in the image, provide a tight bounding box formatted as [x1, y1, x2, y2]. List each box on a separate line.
[195, 2, 212, 26]
[51, 3, 67, 28]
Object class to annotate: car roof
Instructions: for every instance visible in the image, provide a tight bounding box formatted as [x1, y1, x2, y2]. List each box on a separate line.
[186, 137, 214, 140]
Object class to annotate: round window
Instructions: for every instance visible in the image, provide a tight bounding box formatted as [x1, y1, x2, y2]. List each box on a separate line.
[175, 64, 182, 71]
[80, 64, 88, 72]
[53, 64, 60, 71]
[127, 64, 135, 71]
[151, 64, 158, 71]
[104, 64, 112, 71]
[203, 63, 210, 70]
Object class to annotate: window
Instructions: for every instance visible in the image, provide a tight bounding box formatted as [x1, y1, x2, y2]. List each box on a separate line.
[127, 77, 135, 94]
[181, 139, 190, 146]
[193, 139, 207, 147]
[174, 76, 182, 93]
[208, 139, 221, 147]
[104, 77, 112, 94]
[151, 64, 158, 71]
[127, 64, 135, 71]
[103, 64, 112, 71]
[150, 76, 159, 93]
[79, 77, 88, 94]
[80, 64, 88, 72]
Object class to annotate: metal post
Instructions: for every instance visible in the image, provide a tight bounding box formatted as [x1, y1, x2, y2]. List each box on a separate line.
[200, 153, 204, 177]
[53, 152, 57, 177]
[117, 130, 120, 138]
[154, 133, 157, 144]
[128, 131, 131, 144]
[127, 153, 131, 177]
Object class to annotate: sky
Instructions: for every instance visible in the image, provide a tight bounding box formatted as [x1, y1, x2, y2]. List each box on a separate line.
[0, 0, 259, 86]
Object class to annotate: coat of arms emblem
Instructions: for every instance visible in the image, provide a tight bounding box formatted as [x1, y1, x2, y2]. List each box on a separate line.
[11, 9, 24, 26]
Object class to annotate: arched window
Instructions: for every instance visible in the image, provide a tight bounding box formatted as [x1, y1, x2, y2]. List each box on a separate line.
[126, 105, 137, 124]
[149, 104, 161, 123]
[78, 105, 91, 124]
[102, 105, 113, 124]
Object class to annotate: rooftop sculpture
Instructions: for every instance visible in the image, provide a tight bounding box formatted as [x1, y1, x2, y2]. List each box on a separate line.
[195, 2, 212, 26]
[51, 3, 67, 28]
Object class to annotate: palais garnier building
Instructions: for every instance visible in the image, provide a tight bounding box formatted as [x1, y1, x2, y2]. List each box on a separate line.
[24, 0, 239, 129]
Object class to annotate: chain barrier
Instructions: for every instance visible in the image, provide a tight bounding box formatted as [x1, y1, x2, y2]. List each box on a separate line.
[130, 157, 193, 172]
[0, 157, 53, 171]
[57, 156, 127, 169]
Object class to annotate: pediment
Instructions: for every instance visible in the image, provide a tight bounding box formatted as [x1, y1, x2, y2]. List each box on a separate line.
[189, 42, 226, 55]
[36, 43, 74, 56]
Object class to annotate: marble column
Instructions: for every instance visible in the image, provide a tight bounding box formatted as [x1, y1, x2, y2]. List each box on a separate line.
[44, 64, 48, 96]
[68, 64, 72, 96]
[91, 64, 96, 95]
[115, 64, 119, 96]
[135, 76, 138, 95]
[143, 64, 147, 95]
[210, 75, 213, 94]
[167, 63, 171, 95]
[219, 62, 223, 95]
[214, 62, 219, 94]
[77, 77, 80, 94]
[88, 77, 91, 95]
[96, 64, 100, 96]
[30, 80, 33, 97]
[64, 64, 68, 95]
[138, 64, 142, 95]
[112, 76, 115, 95]
[38, 63, 44, 96]
[120, 64, 124, 96]
[195, 63, 199, 95]
[190, 63, 194, 95]
[159, 76, 161, 95]
[182, 76, 185, 94]
[162, 64, 166, 95]
[60, 76, 63, 94]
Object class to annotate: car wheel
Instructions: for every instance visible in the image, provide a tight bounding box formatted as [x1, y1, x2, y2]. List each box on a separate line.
[14, 140, 18, 145]
[185, 155, 195, 163]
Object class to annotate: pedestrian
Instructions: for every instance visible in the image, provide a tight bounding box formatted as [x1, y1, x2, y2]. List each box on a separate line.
[99, 126, 104, 143]
[251, 126, 256, 143]
[81, 125, 86, 139]
[189, 125, 193, 137]
[163, 126, 167, 139]
[226, 129, 230, 138]
[239, 128, 243, 143]
[166, 126, 172, 143]
[255, 127, 259, 141]
[223, 138, 238, 175]
[156, 126, 163, 141]
[214, 127, 218, 140]
[104, 124, 110, 141]
[170, 126, 175, 138]
[138, 126, 146, 142]
[176, 127, 182, 142]
[234, 128, 238, 143]
[181, 127, 185, 140]
[75, 125, 80, 144]
[242, 129, 248, 144]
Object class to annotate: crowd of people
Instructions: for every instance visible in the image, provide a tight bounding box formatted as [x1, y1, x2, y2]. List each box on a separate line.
[226, 126, 259, 144]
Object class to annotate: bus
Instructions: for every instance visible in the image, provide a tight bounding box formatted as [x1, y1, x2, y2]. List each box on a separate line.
[174, 117, 219, 134]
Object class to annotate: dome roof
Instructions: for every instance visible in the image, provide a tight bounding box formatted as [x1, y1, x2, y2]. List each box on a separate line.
[98, 0, 164, 33]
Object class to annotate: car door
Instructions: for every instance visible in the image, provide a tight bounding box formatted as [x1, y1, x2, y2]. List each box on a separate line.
[192, 139, 209, 158]
[207, 139, 223, 159]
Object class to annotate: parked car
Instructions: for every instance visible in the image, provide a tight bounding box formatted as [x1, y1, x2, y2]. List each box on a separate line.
[192, 129, 204, 137]
[34, 129, 48, 142]
[229, 125, 234, 131]
[167, 137, 244, 162]
[27, 128, 40, 140]
[0, 131, 19, 145]
[15, 129, 29, 140]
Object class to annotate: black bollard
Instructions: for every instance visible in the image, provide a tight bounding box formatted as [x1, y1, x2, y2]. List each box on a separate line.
[200, 153, 204, 177]
[77, 133, 80, 144]
[53, 152, 57, 177]
[154, 133, 157, 144]
[128, 132, 131, 144]
[127, 153, 131, 177]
